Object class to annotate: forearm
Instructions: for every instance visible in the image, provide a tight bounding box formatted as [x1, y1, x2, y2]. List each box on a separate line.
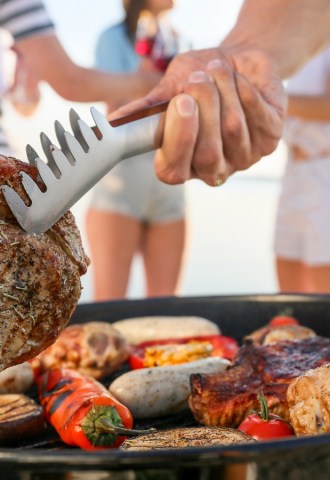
[287, 94, 330, 121]
[221, 0, 330, 79]
[15, 34, 158, 104]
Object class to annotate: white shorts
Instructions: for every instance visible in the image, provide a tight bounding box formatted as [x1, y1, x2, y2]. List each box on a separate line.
[274, 155, 330, 265]
[89, 151, 185, 223]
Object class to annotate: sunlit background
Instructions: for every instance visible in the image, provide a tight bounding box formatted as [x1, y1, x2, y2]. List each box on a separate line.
[1, 0, 287, 302]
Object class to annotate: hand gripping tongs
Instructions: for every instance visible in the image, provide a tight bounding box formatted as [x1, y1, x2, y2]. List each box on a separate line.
[1, 101, 168, 233]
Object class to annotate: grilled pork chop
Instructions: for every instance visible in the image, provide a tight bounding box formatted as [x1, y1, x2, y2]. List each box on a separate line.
[189, 336, 330, 427]
[0, 155, 89, 371]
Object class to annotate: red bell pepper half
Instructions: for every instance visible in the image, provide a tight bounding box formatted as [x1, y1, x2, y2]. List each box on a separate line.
[128, 334, 239, 369]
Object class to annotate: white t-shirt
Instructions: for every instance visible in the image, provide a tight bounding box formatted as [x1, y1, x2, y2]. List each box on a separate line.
[0, 0, 54, 151]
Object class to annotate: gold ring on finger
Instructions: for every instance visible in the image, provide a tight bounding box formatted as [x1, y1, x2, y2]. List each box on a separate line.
[214, 178, 224, 187]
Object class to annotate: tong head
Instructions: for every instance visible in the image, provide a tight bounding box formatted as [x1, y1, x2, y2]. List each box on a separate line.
[1, 102, 167, 233]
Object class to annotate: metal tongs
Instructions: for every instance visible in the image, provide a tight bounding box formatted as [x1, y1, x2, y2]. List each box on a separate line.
[2, 101, 168, 233]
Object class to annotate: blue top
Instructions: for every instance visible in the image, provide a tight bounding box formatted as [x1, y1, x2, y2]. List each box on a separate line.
[95, 22, 140, 74]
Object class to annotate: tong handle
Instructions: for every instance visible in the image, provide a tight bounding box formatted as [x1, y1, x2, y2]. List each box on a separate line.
[92, 100, 169, 138]
[110, 100, 169, 127]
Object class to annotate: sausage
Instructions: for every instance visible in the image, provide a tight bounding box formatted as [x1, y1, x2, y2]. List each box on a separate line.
[109, 357, 229, 418]
[0, 362, 34, 393]
[112, 316, 220, 345]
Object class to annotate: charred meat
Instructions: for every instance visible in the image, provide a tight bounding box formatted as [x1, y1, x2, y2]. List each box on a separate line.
[0, 155, 89, 371]
[189, 336, 330, 427]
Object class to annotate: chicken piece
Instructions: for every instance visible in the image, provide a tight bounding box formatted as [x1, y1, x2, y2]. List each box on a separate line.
[0, 154, 89, 371]
[189, 336, 330, 428]
[287, 363, 330, 436]
[31, 322, 129, 379]
[244, 324, 316, 345]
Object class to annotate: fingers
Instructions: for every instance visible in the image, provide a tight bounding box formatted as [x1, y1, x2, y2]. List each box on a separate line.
[154, 94, 198, 184]
[184, 70, 226, 185]
[206, 59, 251, 172]
[235, 72, 285, 165]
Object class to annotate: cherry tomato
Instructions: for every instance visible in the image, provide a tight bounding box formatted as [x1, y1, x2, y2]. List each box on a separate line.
[238, 412, 294, 440]
[238, 393, 295, 441]
[269, 316, 300, 327]
[269, 309, 300, 327]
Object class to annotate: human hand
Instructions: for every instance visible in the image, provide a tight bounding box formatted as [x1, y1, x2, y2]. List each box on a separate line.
[7, 48, 41, 117]
[111, 47, 286, 186]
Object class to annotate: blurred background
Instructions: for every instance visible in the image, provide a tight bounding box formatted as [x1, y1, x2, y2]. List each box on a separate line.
[0, 0, 287, 302]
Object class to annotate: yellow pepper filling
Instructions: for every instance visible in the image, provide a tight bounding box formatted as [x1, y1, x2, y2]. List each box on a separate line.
[144, 341, 213, 367]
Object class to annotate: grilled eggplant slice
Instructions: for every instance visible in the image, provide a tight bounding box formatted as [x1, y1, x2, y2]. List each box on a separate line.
[121, 426, 255, 450]
[0, 394, 46, 445]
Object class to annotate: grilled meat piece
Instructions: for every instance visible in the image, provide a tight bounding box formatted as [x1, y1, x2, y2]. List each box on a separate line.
[287, 363, 330, 436]
[245, 324, 316, 345]
[32, 321, 129, 379]
[189, 336, 330, 428]
[0, 155, 89, 371]
[121, 426, 255, 450]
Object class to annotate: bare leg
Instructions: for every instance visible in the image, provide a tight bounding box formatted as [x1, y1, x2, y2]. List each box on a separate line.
[85, 208, 142, 301]
[142, 219, 186, 297]
[276, 257, 330, 293]
[276, 257, 308, 292]
[305, 265, 330, 293]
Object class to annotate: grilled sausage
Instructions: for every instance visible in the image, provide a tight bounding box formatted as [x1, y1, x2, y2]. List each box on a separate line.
[109, 357, 229, 418]
[0, 362, 34, 393]
[112, 316, 220, 345]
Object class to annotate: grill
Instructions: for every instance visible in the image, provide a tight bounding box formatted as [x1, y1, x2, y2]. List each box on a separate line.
[2, 293, 330, 480]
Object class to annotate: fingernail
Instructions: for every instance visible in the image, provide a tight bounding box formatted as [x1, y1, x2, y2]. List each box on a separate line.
[176, 94, 195, 117]
[207, 59, 223, 70]
[189, 71, 210, 83]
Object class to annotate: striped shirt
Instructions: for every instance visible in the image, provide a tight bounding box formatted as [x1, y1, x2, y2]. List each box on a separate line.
[0, 0, 54, 41]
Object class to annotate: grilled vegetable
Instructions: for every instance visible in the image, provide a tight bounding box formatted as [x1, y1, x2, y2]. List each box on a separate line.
[0, 394, 46, 445]
[129, 335, 238, 369]
[121, 426, 255, 450]
[37, 367, 152, 450]
[112, 316, 220, 345]
[238, 392, 294, 441]
[109, 357, 229, 419]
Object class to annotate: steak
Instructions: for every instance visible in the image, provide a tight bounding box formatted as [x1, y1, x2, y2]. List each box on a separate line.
[189, 336, 330, 427]
[0, 155, 89, 371]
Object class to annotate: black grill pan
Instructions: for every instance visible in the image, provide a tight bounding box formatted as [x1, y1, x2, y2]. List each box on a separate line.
[1, 293, 330, 480]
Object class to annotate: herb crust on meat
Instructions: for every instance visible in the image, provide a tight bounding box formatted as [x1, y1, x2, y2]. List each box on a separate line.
[0, 155, 89, 371]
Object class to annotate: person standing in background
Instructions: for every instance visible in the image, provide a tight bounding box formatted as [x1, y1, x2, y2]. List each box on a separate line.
[86, 0, 186, 301]
[274, 48, 330, 293]
[0, 0, 160, 159]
